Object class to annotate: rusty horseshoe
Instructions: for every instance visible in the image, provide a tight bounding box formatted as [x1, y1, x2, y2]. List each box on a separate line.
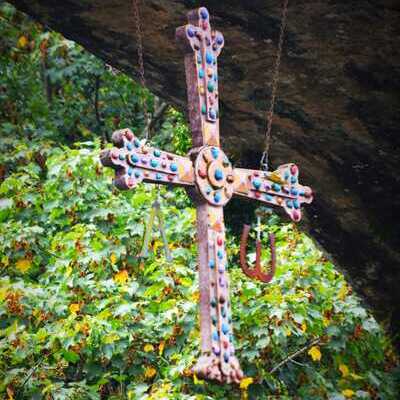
[240, 224, 276, 283]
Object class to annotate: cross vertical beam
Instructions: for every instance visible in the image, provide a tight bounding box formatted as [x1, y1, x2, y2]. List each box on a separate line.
[176, 8, 243, 383]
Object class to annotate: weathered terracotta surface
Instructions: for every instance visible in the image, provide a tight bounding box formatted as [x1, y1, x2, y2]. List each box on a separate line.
[9, 0, 400, 348]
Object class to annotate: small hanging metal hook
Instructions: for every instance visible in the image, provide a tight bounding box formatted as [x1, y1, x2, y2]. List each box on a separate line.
[239, 210, 276, 283]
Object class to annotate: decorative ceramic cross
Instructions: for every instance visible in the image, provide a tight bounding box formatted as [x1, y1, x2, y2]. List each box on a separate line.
[100, 7, 313, 384]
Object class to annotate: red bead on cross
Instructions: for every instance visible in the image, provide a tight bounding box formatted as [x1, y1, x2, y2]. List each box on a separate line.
[100, 7, 313, 384]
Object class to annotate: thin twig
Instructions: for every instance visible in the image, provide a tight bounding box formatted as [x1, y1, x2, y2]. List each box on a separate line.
[269, 338, 321, 374]
[148, 101, 168, 135]
[15, 354, 46, 397]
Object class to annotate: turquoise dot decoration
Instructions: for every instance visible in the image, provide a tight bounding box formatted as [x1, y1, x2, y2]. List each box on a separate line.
[150, 159, 158, 168]
[206, 50, 213, 64]
[284, 171, 290, 180]
[199, 68, 204, 79]
[131, 154, 139, 163]
[128, 168, 133, 176]
[207, 81, 214, 92]
[212, 330, 219, 341]
[201, 104, 207, 115]
[134, 139, 140, 148]
[170, 163, 178, 172]
[119, 154, 125, 161]
[211, 147, 219, 159]
[156, 173, 162, 180]
[222, 323, 229, 335]
[217, 250, 223, 259]
[126, 143, 133, 151]
[214, 169, 224, 181]
[293, 200, 300, 209]
[214, 191, 221, 203]
[209, 259, 215, 269]
[153, 149, 161, 157]
[134, 170, 141, 178]
[253, 179, 261, 189]
[272, 183, 281, 192]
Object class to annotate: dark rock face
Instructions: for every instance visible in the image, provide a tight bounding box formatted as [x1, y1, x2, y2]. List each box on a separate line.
[9, 0, 400, 347]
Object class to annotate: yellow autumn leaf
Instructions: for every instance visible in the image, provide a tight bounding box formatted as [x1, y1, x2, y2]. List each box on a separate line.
[104, 333, 119, 344]
[285, 327, 292, 336]
[114, 269, 129, 284]
[192, 291, 200, 302]
[144, 366, 156, 379]
[153, 240, 163, 254]
[17, 35, 28, 48]
[159, 341, 165, 355]
[239, 377, 253, 390]
[339, 363, 349, 377]
[144, 343, 154, 352]
[1, 255, 9, 267]
[193, 373, 204, 385]
[69, 303, 80, 314]
[301, 322, 307, 332]
[110, 252, 117, 265]
[350, 372, 363, 380]
[342, 389, 355, 398]
[308, 346, 322, 362]
[0, 288, 8, 302]
[323, 317, 331, 327]
[16, 258, 32, 273]
[338, 284, 348, 300]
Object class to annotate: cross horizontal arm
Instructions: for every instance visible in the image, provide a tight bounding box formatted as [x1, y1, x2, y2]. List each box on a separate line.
[233, 164, 313, 221]
[100, 129, 195, 190]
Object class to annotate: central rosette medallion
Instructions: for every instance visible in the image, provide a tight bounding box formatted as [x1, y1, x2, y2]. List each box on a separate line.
[194, 146, 235, 206]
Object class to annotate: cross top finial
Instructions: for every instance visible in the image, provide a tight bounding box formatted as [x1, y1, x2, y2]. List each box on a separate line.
[176, 8, 224, 145]
[183, 7, 224, 58]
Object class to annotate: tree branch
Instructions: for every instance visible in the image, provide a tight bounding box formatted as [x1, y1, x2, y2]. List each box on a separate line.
[269, 338, 321, 374]
[147, 99, 168, 136]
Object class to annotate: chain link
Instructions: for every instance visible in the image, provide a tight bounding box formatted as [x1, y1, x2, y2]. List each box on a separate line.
[261, 0, 289, 171]
[132, 0, 149, 141]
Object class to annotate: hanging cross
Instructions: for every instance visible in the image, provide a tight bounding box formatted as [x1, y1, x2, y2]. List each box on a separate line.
[100, 7, 313, 384]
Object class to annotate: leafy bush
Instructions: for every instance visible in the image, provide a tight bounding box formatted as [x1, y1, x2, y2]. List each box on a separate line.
[0, 3, 399, 399]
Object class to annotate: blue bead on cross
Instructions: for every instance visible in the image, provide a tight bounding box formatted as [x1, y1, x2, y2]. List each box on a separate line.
[100, 7, 313, 384]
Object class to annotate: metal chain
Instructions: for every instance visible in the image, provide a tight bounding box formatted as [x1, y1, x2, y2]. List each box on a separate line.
[132, 0, 160, 197]
[132, 0, 149, 141]
[261, 0, 289, 171]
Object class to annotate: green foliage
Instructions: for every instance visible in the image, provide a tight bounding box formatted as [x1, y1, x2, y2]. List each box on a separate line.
[0, 3, 399, 399]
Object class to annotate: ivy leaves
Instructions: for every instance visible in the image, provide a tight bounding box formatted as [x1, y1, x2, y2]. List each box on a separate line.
[0, 3, 399, 399]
